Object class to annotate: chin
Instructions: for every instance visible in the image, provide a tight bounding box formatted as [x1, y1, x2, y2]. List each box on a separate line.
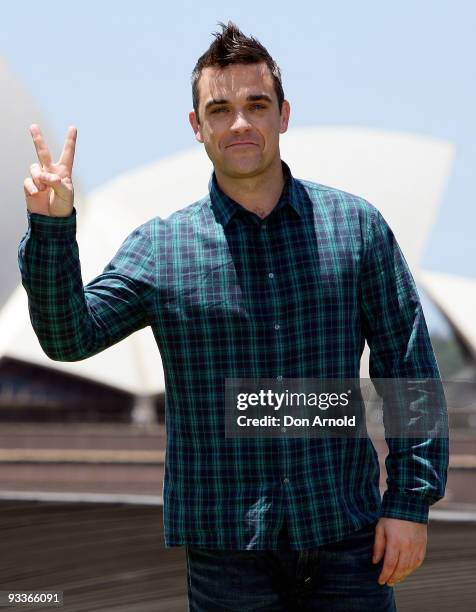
[223, 158, 265, 178]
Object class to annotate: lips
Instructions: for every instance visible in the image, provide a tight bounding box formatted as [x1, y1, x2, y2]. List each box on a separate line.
[226, 141, 258, 148]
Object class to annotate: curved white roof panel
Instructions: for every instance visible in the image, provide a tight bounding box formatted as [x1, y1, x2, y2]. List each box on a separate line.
[3, 127, 455, 393]
[0, 58, 86, 311]
[417, 270, 476, 360]
[0, 57, 87, 310]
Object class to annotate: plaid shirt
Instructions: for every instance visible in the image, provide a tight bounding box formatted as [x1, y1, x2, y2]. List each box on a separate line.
[18, 161, 448, 550]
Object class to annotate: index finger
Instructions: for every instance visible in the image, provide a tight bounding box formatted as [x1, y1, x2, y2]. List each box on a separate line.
[29, 124, 53, 168]
[59, 125, 77, 172]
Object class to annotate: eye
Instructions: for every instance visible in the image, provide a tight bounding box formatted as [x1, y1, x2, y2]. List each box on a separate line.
[211, 107, 228, 114]
[250, 103, 266, 110]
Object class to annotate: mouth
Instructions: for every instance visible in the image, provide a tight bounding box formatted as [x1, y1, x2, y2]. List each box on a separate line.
[226, 142, 258, 148]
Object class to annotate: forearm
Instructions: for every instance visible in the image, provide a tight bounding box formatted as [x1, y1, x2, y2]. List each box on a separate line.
[18, 207, 154, 362]
[378, 321, 449, 523]
[380, 434, 449, 523]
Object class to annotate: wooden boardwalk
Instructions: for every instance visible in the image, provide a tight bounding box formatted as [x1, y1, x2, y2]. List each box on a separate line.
[1, 424, 475, 609]
[0, 501, 475, 611]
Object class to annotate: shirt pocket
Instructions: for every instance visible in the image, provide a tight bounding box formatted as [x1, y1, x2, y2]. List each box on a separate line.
[165, 260, 249, 323]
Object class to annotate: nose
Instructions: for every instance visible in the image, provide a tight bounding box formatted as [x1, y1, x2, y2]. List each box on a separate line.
[230, 111, 252, 132]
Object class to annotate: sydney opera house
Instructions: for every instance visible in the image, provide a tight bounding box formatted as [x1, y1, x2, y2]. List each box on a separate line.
[1, 55, 475, 426]
[2, 56, 476, 611]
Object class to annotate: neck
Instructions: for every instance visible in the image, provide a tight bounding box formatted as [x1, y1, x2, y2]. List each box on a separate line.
[214, 157, 285, 219]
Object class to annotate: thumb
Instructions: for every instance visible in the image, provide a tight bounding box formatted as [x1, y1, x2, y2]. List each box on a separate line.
[372, 524, 386, 564]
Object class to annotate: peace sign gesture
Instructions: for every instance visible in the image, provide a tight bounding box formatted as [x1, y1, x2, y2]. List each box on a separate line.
[24, 124, 77, 217]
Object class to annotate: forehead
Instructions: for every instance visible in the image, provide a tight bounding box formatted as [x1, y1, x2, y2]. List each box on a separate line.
[198, 62, 276, 103]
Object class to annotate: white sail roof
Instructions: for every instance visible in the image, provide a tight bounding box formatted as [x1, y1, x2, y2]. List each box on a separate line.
[0, 57, 86, 310]
[1, 127, 455, 393]
[417, 270, 476, 361]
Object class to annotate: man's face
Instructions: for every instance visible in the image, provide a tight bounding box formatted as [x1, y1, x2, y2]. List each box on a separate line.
[189, 62, 290, 179]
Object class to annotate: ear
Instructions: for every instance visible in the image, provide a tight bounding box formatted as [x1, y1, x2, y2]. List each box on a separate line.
[189, 110, 204, 144]
[279, 100, 291, 134]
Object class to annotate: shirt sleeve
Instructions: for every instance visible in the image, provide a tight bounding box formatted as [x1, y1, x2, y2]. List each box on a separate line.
[360, 205, 449, 524]
[17, 206, 156, 362]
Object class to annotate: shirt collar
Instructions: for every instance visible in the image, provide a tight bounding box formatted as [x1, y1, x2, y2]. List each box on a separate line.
[209, 160, 304, 227]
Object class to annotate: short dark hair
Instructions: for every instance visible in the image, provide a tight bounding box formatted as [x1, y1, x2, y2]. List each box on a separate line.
[191, 21, 285, 122]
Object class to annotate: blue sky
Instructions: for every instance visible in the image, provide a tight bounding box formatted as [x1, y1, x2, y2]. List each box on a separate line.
[2, 0, 475, 292]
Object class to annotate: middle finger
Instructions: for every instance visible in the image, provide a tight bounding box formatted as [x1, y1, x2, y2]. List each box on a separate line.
[29, 124, 53, 168]
[386, 550, 412, 585]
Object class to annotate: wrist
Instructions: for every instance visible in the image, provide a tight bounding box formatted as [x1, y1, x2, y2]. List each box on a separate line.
[27, 206, 77, 240]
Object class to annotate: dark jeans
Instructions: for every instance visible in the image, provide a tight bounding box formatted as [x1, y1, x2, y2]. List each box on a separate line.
[185, 519, 396, 611]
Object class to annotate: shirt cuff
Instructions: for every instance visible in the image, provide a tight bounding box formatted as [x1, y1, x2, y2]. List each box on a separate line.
[27, 206, 77, 241]
[380, 490, 431, 524]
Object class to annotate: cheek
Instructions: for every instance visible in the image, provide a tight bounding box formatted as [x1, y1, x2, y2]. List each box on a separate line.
[203, 125, 222, 148]
[259, 116, 280, 138]
[202, 130, 223, 160]
[260, 125, 279, 150]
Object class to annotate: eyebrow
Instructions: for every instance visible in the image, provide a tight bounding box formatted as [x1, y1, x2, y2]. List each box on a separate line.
[204, 94, 273, 111]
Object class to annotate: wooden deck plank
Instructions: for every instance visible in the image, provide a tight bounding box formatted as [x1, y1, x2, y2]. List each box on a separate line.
[0, 502, 475, 611]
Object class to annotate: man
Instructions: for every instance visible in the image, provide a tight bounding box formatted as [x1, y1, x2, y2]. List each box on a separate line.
[19, 21, 448, 611]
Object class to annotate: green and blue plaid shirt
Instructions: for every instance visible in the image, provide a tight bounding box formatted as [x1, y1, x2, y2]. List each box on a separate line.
[18, 161, 448, 550]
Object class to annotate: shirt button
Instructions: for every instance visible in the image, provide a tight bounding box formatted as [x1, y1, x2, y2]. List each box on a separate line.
[276, 375, 283, 381]
[283, 477, 290, 484]
[274, 324, 280, 330]
[281, 427, 287, 433]
[261, 224, 267, 230]
[268, 272, 274, 279]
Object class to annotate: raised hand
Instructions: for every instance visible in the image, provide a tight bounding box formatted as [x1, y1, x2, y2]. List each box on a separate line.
[24, 124, 77, 217]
